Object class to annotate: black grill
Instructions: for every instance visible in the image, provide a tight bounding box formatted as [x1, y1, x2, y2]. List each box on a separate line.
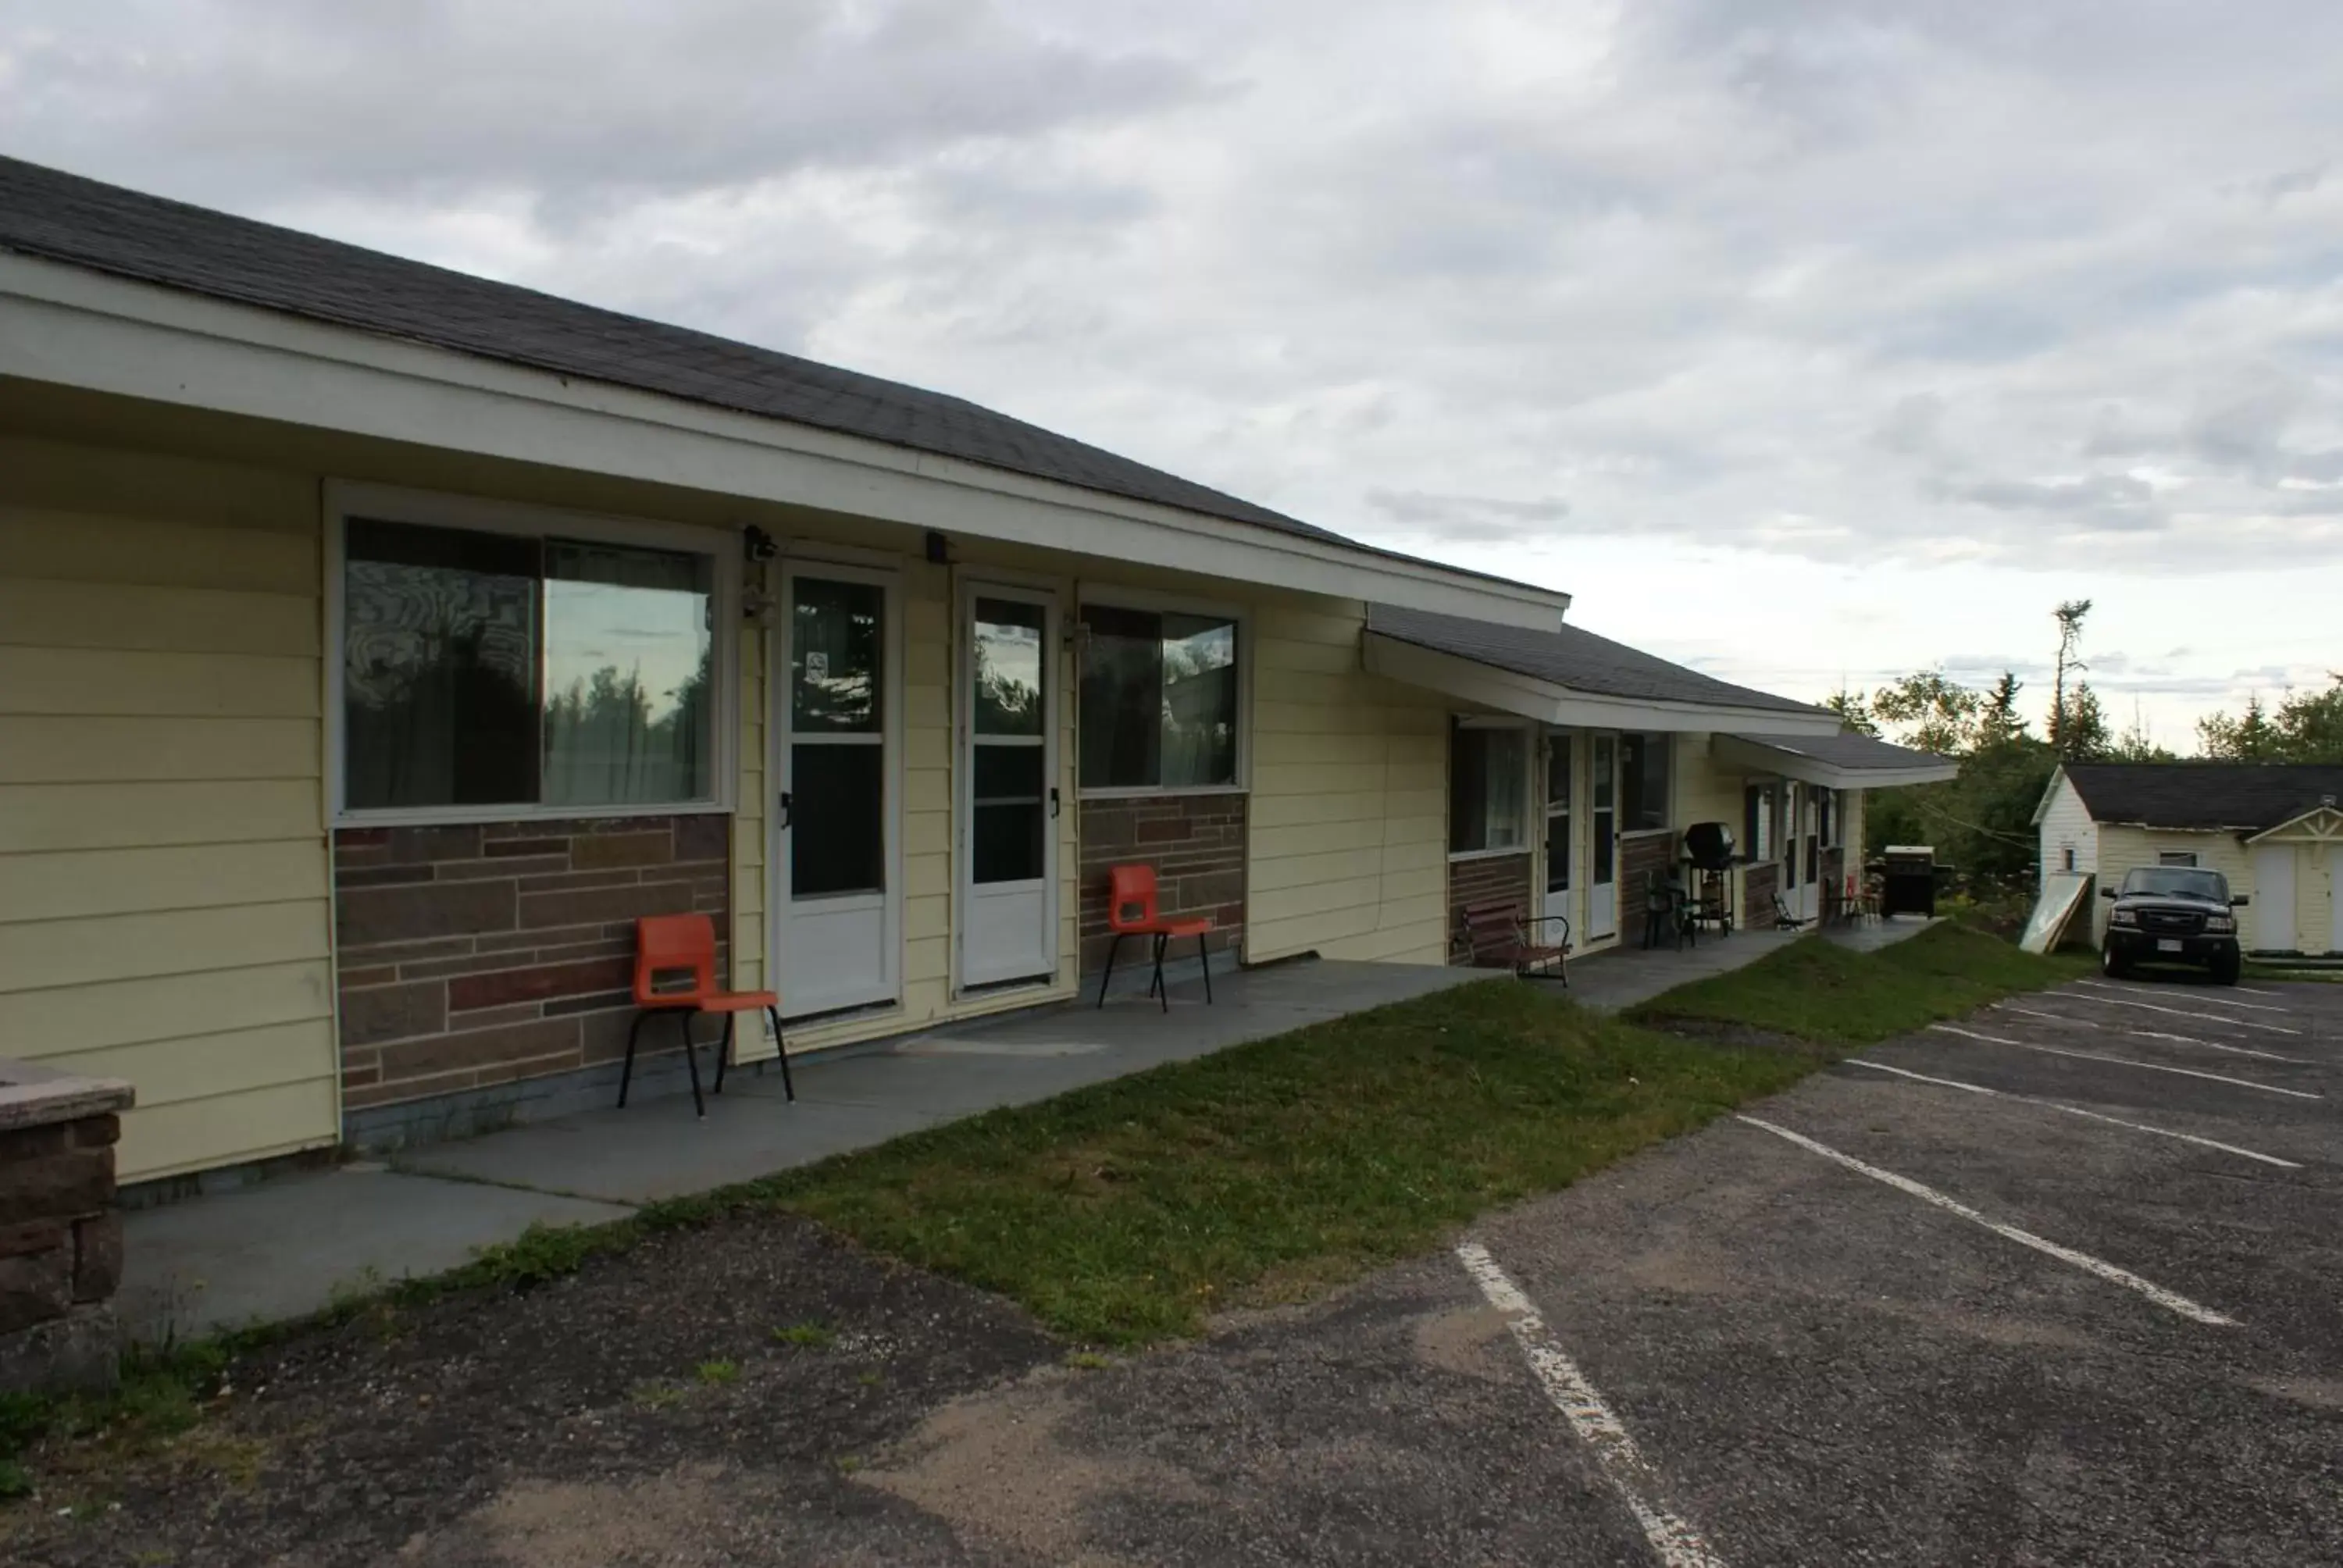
[1684, 822, 1735, 871]
[2141, 908, 2204, 935]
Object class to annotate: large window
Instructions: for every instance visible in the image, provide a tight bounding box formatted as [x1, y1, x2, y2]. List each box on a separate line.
[1078, 603, 1239, 792]
[342, 514, 719, 814]
[1619, 732, 1671, 832]
[1744, 783, 1774, 861]
[1450, 723, 1529, 854]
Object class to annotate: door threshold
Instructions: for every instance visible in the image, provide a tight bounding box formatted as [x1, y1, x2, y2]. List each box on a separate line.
[783, 998, 904, 1030]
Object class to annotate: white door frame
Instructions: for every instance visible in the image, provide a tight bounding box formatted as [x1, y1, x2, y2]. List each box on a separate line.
[954, 579, 1062, 992]
[769, 561, 903, 1020]
[1587, 730, 1618, 942]
[2250, 843, 2297, 953]
[1542, 728, 1574, 935]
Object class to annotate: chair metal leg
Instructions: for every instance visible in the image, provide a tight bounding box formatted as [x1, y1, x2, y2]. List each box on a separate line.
[1096, 932, 1125, 1008]
[715, 1012, 734, 1096]
[619, 1009, 653, 1108]
[1151, 932, 1169, 1014]
[1198, 932, 1212, 1004]
[767, 1007, 794, 1102]
[679, 1010, 706, 1119]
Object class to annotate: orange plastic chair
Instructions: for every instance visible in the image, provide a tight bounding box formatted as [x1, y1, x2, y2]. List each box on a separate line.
[620, 914, 793, 1117]
[1094, 864, 1214, 1013]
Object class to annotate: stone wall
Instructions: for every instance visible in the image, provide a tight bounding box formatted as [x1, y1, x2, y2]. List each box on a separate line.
[1078, 795, 1246, 975]
[332, 814, 731, 1119]
[1448, 853, 1534, 964]
[1621, 830, 1681, 902]
[0, 1067, 132, 1394]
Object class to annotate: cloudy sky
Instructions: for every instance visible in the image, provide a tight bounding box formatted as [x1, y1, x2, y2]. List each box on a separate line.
[8, 0, 2341, 747]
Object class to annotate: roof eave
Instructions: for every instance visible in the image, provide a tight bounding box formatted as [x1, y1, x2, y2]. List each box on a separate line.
[1363, 632, 1844, 735]
[1714, 733, 1960, 791]
[0, 249, 1571, 629]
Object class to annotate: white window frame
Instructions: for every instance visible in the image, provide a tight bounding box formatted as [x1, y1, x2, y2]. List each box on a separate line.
[2157, 850, 2200, 868]
[1073, 585, 1250, 800]
[1449, 715, 1535, 861]
[326, 480, 740, 827]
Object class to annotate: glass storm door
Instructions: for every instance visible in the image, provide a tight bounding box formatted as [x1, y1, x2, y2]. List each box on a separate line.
[1543, 731, 1574, 931]
[776, 568, 897, 1018]
[959, 586, 1059, 989]
[1588, 732, 1617, 940]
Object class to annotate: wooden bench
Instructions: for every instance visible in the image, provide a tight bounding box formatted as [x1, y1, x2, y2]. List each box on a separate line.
[1455, 899, 1571, 983]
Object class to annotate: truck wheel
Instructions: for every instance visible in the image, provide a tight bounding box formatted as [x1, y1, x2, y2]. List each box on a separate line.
[2101, 943, 2130, 979]
[2210, 952, 2241, 986]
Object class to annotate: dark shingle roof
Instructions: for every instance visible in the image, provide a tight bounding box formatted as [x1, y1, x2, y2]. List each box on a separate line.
[2063, 764, 2343, 832]
[0, 155, 1356, 543]
[1726, 730, 1955, 774]
[1366, 604, 1830, 717]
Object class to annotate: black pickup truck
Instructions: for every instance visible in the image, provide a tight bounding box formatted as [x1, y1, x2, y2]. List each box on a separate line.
[2100, 866, 2248, 984]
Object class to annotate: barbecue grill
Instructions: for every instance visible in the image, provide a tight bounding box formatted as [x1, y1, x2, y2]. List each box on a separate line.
[1681, 822, 1737, 934]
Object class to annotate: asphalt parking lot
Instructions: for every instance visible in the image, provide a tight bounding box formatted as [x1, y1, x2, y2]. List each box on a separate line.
[877, 975, 2342, 1566]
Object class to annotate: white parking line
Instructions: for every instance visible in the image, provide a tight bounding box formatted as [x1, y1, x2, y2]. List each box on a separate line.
[1454, 1242, 1727, 1567]
[1735, 1116, 2239, 1327]
[2061, 989, 2302, 1036]
[2084, 980, 2295, 1015]
[1996, 1003, 2100, 1028]
[1846, 1059, 2302, 1169]
[2127, 1029, 2307, 1064]
[2234, 985, 2284, 998]
[1929, 1025, 2323, 1099]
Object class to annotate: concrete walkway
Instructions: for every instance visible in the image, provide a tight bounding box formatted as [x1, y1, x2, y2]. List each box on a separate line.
[120, 957, 1485, 1338]
[1564, 914, 1938, 1013]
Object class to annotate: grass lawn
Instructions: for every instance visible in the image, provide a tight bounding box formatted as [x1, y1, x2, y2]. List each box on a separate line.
[752, 981, 1811, 1343]
[1625, 921, 2094, 1046]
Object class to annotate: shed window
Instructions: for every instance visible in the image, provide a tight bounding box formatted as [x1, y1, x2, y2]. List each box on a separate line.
[342, 518, 717, 813]
[1619, 732, 1671, 832]
[2157, 850, 2200, 868]
[1450, 724, 1529, 853]
[1077, 604, 1239, 791]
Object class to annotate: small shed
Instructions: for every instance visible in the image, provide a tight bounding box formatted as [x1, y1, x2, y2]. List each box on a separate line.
[2034, 764, 2342, 954]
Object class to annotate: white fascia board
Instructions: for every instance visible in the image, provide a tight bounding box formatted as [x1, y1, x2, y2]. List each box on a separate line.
[2030, 764, 2072, 827]
[1363, 633, 1846, 736]
[0, 254, 1569, 629]
[2245, 807, 2343, 843]
[1712, 732, 1960, 790]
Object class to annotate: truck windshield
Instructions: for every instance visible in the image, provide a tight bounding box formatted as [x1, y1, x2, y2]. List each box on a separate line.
[2121, 868, 2229, 902]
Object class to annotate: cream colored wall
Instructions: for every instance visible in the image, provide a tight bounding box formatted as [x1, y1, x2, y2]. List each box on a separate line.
[1247, 602, 1450, 964]
[2037, 774, 2101, 885]
[0, 434, 338, 1181]
[2091, 825, 2252, 943]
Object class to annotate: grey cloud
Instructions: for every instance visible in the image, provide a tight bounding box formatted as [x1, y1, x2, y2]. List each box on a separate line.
[1365, 487, 1573, 542]
[1924, 472, 2163, 529]
[0, 0, 1211, 213]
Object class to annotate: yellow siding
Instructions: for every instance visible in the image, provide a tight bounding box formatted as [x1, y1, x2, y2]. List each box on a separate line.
[1246, 602, 1449, 964]
[2091, 825, 2254, 943]
[0, 434, 337, 1181]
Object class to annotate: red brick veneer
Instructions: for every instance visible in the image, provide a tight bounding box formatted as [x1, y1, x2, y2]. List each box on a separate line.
[1448, 852, 1534, 964]
[1078, 795, 1246, 974]
[332, 815, 729, 1109]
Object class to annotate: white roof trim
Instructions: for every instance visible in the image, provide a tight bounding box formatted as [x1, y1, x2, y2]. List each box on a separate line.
[1363, 632, 1846, 736]
[1713, 732, 1960, 790]
[2245, 805, 2343, 844]
[0, 251, 1571, 629]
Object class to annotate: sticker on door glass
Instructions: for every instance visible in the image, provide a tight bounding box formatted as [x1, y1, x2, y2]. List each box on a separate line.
[805, 651, 829, 681]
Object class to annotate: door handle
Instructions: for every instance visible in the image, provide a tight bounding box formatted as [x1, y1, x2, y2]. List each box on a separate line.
[778, 790, 792, 829]
[1048, 786, 1061, 820]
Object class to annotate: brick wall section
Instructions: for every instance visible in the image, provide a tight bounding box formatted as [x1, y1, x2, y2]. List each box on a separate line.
[1742, 861, 1779, 926]
[333, 814, 730, 1111]
[1620, 830, 1681, 901]
[0, 1105, 125, 1393]
[1449, 853, 1533, 964]
[1079, 794, 1246, 974]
